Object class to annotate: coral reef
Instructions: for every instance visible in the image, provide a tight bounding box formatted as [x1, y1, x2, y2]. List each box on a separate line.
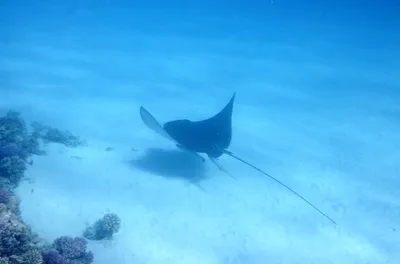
[43, 250, 66, 264]
[31, 122, 86, 148]
[0, 192, 47, 264]
[0, 111, 42, 159]
[0, 111, 94, 264]
[83, 213, 121, 241]
[0, 111, 42, 189]
[1, 111, 87, 189]
[7, 195, 21, 215]
[22, 248, 44, 264]
[0, 203, 30, 256]
[0, 156, 27, 188]
[0, 185, 94, 264]
[0, 143, 20, 159]
[0, 111, 27, 147]
[0, 188, 11, 204]
[52, 236, 93, 264]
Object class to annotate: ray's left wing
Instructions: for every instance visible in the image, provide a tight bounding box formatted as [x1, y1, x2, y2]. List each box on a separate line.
[139, 106, 176, 142]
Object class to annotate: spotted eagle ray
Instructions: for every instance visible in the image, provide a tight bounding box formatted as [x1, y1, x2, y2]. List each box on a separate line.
[139, 93, 336, 225]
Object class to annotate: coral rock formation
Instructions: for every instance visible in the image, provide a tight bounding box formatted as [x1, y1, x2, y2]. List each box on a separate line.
[83, 213, 121, 241]
[43, 250, 66, 264]
[0, 111, 93, 264]
[0, 204, 30, 257]
[52, 236, 93, 264]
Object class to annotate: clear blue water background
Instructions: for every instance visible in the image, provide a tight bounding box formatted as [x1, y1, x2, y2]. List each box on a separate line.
[1, 0, 399, 263]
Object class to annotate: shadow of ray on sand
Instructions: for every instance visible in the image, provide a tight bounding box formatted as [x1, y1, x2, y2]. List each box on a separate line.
[129, 148, 208, 184]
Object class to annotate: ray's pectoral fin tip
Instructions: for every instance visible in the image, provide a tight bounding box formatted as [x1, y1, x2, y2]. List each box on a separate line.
[139, 93, 336, 225]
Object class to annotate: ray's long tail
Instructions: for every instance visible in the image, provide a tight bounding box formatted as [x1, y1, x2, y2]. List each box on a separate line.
[223, 150, 337, 225]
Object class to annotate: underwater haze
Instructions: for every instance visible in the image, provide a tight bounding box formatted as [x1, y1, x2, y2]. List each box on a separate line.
[1, 0, 400, 263]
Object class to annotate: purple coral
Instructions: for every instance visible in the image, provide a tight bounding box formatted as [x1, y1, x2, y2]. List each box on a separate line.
[53, 236, 93, 264]
[43, 250, 66, 264]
